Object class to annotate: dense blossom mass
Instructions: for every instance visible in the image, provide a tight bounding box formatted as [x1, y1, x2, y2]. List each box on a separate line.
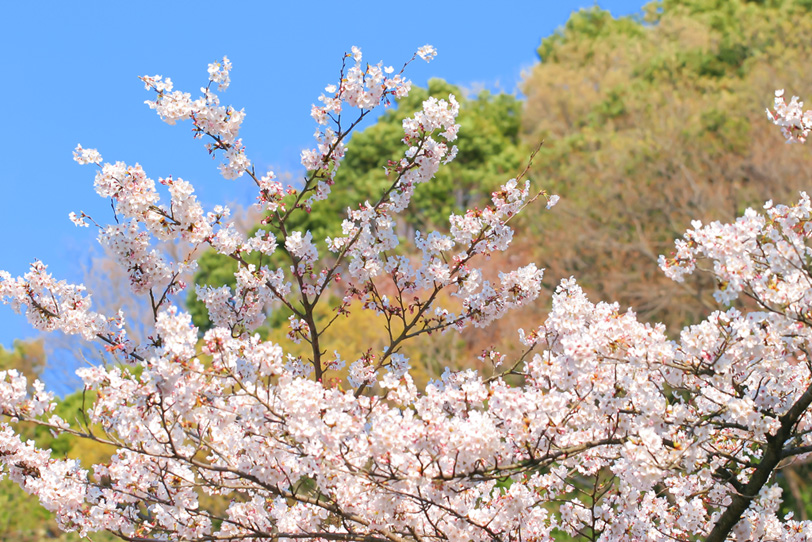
[0, 47, 810, 542]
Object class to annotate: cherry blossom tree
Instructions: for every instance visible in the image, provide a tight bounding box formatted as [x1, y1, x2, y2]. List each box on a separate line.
[0, 46, 811, 542]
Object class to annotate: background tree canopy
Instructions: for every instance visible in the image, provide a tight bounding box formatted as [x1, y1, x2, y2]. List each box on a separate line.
[522, 0, 812, 331]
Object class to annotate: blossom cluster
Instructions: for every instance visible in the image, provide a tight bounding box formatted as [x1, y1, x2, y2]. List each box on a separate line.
[766, 89, 812, 143]
[0, 50, 810, 542]
[142, 56, 248, 179]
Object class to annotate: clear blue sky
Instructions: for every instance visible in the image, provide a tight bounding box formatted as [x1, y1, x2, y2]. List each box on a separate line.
[0, 1, 646, 349]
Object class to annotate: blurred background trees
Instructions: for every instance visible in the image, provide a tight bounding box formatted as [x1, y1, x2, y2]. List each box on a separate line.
[521, 0, 812, 332]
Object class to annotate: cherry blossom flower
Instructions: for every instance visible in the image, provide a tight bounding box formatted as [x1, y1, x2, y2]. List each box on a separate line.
[1, 56, 812, 542]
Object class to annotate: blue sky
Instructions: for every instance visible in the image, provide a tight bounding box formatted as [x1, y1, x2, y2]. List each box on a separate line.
[0, 1, 646, 350]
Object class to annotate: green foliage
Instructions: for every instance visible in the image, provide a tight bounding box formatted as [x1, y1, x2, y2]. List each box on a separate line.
[299, 78, 526, 236]
[538, 7, 645, 63]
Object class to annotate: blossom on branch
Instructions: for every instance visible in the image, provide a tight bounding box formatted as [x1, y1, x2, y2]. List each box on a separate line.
[0, 50, 811, 542]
